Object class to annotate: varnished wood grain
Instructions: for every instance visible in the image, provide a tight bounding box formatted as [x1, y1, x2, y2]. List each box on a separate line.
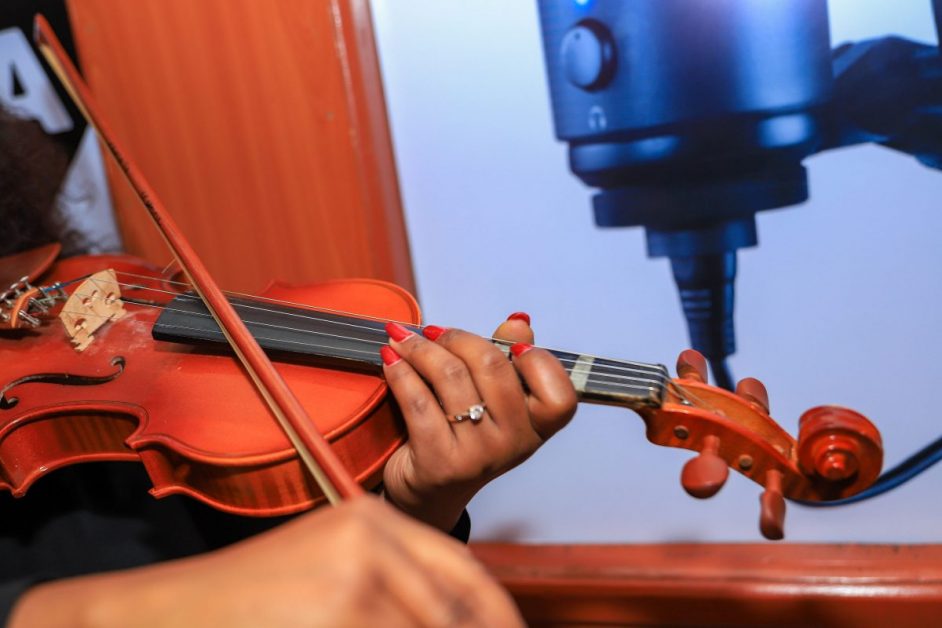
[473, 543, 942, 626]
[65, 0, 413, 294]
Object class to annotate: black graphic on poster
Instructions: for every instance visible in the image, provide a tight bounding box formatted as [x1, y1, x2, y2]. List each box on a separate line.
[1, 0, 121, 253]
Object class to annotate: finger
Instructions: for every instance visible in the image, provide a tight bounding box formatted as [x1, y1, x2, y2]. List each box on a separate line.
[510, 343, 577, 440]
[387, 322, 485, 424]
[492, 312, 534, 345]
[381, 344, 454, 452]
[429, 327, 529, 433]
[379, 502, 525, 627]
[338, 498, 484, 628]
[351, 592, 419, 628]
[370, 523, 476, 627]
[406, 536, 523, 627]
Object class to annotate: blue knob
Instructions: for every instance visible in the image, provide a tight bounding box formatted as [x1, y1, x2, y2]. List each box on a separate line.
[560, 20, 616, 91]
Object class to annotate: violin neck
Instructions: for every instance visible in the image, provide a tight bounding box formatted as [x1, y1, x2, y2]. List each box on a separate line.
[152, 295, 668, 410]
[531, 345, 668, 409]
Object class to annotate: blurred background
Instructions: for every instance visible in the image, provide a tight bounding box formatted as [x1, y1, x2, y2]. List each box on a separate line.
[4, 0, 939, 544]
[371, 0, 942, 542]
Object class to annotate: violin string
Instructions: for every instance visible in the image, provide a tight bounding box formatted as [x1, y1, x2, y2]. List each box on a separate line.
[66, 273, 667, 380]
[666, 379, 711, 410]
[105, 271, 669, 375]
[57, 280, 668, 390]
[111, 270, 420, 325]
[42, 273, 98, 292]
[64, 275, 727, 411]
[151, 320, 665, 394]
[63, 307, 666, 391]
[90, 288, 668, 388]
[59, 301, 664, 393]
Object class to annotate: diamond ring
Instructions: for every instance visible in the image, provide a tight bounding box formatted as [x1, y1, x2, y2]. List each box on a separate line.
[453, 403, 486, 423]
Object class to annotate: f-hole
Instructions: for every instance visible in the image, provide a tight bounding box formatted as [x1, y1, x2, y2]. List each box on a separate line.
[0, 356, 126, 410]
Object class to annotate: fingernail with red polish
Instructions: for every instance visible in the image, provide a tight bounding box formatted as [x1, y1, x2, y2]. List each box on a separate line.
[422, 325, 446, 341]
[510, 342, 533, 358]
[385, 322, 414, 342]
[380, 345, 401, 366]
[507, 312, 531, 326]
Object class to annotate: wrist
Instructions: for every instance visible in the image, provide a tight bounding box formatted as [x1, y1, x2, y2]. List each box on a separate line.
[382, 485, 475, 533]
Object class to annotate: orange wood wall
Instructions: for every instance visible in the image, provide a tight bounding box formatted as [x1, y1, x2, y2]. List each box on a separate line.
[65, 0, 414, 295]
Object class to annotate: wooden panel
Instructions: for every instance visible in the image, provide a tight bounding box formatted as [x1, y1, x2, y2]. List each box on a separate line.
[65, 0, 414, 295]
[472, 543, 942, 626]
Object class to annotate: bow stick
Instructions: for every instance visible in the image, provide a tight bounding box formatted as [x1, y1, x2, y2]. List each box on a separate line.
[33, 14, 363, 505]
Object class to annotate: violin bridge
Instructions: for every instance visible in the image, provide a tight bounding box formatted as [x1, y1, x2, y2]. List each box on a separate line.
[59, 269, 127, 352]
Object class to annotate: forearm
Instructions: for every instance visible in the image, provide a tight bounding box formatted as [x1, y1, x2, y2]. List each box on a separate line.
[8, 559, 187, 628]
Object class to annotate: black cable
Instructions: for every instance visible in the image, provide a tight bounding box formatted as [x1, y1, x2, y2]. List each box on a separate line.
[708, 358, 734, 392]
[933, 0, 941, 47]
[670, 253, 737, 392]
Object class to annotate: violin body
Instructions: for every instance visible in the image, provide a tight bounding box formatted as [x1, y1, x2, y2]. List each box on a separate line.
[0, 254, 418, 516]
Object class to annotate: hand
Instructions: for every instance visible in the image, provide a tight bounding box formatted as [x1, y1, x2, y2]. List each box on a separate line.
[9, 496, 523, 628]
[381, 312, 577, 531]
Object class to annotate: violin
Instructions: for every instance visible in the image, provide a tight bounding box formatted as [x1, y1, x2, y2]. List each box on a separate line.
[1, 15, 884, 541]
[0, 245, 883, 539]
[0, 249, 412, 516]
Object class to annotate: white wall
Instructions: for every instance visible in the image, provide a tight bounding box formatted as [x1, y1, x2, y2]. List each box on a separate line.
[371, 0, 942, 542]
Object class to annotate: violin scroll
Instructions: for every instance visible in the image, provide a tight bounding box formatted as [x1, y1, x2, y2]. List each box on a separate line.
[796, 406, 882, 489]
[639, 349, 883, 540]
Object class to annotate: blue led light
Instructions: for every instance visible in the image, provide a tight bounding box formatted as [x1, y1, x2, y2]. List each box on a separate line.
[575, 0, 592, 7]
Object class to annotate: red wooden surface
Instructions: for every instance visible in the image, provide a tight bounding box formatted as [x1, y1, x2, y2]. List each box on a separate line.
[472, 543, 942, 626]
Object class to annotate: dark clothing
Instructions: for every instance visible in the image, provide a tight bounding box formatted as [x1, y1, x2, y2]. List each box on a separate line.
[0, 463, 470, 625]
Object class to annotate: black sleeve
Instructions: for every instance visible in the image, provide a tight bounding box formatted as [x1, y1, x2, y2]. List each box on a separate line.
[0, 465, 220, 627]
[448, 509, 472, 544]
[1, 579, 36, 627]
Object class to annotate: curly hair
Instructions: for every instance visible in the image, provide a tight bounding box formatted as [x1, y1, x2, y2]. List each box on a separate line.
[0, 108, 88, 257]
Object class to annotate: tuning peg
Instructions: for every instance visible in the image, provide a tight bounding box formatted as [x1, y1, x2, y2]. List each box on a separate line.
[681, 435, 729, 498]
[758, 469, 786, 540]
[676, 349, 708, 383]
[736, 377, 770, 414]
